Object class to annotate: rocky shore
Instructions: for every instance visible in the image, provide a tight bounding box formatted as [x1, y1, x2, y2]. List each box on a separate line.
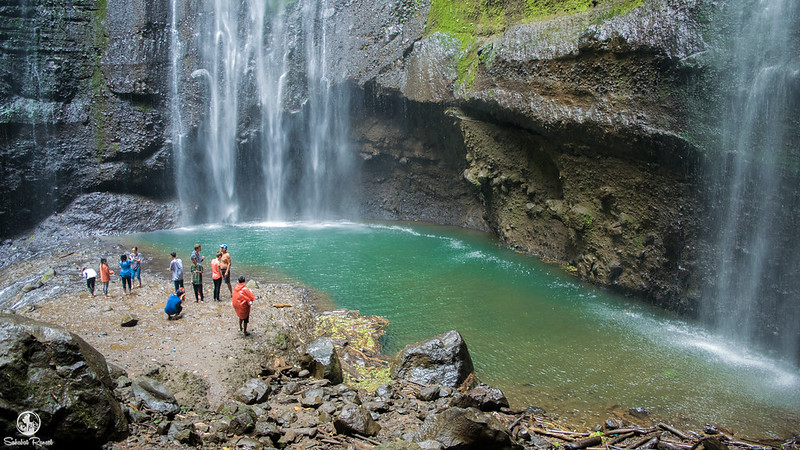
[1, 195, 798, 449]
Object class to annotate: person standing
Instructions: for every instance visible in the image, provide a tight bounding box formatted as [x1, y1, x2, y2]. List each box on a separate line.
[190, 256, 204, 302]
[169, 252, 184, 293]
[232, 276, 255, 336]
[211, 251, 222, 301]
[119, 254, 133, 296]
[191, 243, 205, 265]
[219, 244, 232, 296]
[82, 266, 97, 297]
[99, 258, 114, 298]
[165, 287, 185, 320]
[130, 247, 142, 288]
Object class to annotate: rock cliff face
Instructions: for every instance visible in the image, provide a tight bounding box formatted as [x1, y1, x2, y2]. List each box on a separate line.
[1, 0, 712, 312]
[334, 0, 708, 311]
[0, 0, 173, 237]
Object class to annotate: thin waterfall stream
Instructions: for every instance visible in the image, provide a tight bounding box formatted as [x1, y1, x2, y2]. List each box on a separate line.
[702, 0, 800, 366]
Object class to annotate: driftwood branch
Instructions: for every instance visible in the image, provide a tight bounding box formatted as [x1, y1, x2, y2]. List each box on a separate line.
[627, 434, 659, 449]
[564, 435, 604, 450]
[658, 423, 689, 440]
[605, 432, 636, 447]
[354, 433, 381, 446]
[528, 427, 577, 442]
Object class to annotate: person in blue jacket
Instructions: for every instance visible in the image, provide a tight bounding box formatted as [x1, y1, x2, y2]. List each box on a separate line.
[165, 287, 185, 320]
[119, 254, 133, 296]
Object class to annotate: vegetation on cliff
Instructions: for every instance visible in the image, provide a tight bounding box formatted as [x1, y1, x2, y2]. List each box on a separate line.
[422, 0, 644, 90]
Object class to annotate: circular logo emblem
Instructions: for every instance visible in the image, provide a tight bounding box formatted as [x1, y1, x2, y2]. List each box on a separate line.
[16, 411, 41, 437]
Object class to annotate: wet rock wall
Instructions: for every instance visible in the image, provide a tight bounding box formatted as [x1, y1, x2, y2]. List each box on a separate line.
[0, 0, 173, 238]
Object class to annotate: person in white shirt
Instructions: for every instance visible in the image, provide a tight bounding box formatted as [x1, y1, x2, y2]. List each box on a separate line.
[82, 266, 97, 297]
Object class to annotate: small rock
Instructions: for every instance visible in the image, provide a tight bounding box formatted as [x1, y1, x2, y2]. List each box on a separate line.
[300, 387, 325, 408]
[418, 385, 441, 402]
[227, 406, 257, 435]
[233, 378, 271, 404]
[236, 436, 263, 448]
[132, 376, 180, 417]
[334, 402, 381, 437]
[120, 313, 138, 327]
[627, 407, 650, 419]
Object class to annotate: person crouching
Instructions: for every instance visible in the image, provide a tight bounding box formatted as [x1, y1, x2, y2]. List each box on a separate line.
[232, 276, 255, 336]
[165, 287, 185, 320]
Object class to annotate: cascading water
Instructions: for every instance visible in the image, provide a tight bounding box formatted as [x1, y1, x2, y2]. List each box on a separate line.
[172, 0, 357, 224]
[169, 0, 185, 218]
[703, 0, 800, 365]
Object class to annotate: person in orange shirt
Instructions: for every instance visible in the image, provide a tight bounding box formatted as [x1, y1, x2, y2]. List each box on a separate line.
[232, 276, 255, 336]
[99, 258, 114, 298]
[211, 251, 222, 301]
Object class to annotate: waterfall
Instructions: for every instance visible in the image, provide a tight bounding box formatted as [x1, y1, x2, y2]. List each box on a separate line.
[704, 0, 800, 365]
[170, 0, 186, 220]
[171, 0, 357, 224]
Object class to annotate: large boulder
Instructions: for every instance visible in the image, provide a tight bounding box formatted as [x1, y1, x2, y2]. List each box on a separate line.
[414, 407, 521, 450]
[303, 338, 344, 385]
[392, 330, 474, 388]
[0, 314, 128, 445]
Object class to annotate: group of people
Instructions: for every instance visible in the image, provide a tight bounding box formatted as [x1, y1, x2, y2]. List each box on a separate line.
[163, 243, 256, 336]
[81, 243, 255, 335]
[168, 243, 232, 302]
[81, 247, 143, 298]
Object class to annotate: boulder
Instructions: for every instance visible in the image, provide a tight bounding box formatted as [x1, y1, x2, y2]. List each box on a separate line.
[414, 407, 521, 449]
[132, 376, 180, 417]
[450, 383, 509, 412]
[233, 378, 271, 405]
[303, 337, 344, 385]
[334, 403, 381, 437]
[0, 314, 128, 445]
[392, 330, 474, 388]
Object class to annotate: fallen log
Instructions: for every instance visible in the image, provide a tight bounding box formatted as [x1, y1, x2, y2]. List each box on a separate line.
[272, 303, 292, 308]
[564, 435, 603, 450]
[605, 432, 636, 447]
[658, 423, 689, 440]
[658, 440, 688, 450]
[638, 436, 661, 450]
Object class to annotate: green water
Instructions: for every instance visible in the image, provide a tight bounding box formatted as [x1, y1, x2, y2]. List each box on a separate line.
[138, 221, 800, 437]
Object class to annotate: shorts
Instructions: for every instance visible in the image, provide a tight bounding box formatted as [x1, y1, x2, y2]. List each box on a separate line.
[221, 267, 230, 284]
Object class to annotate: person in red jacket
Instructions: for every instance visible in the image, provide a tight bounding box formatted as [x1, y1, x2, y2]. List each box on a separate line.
[232, 276, 255, 336]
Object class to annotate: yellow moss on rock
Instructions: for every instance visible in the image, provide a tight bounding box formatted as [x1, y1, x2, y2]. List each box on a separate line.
[314, 311, 392, 392]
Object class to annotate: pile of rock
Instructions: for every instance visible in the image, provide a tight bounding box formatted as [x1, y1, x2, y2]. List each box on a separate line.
[113, 331, 520, 448]
[2, 314, 795, 450]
